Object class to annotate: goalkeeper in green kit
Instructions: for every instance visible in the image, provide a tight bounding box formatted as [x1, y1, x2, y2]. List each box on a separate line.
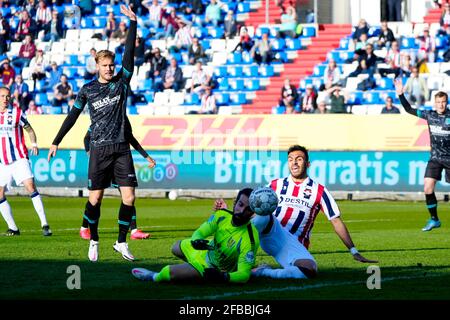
[131, 188, 259, 284]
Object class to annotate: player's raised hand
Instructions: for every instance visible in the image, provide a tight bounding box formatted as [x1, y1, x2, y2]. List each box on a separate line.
[47, 144, 58, 162]
[394, 78, 404, 96]
[213, 198, 228, 211]
[120, 4, 136, 21]
[146, 156, 156, 168]
[353, 253, 378, 264]
[31, 146, 39, 156]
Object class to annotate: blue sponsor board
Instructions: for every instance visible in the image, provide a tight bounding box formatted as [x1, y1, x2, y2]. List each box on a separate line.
[31, 150, 450, 192]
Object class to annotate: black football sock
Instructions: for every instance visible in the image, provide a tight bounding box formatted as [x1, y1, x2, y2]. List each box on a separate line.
[425, 193, 439, 220]
[118, 203, 134, 243]
[129, 211, 137, 231]
[84, 201, 101, 241]
[81, 216, 89, 228]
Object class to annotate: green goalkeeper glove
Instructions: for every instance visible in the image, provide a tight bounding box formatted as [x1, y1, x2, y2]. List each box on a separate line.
[191, 239, 214, 250]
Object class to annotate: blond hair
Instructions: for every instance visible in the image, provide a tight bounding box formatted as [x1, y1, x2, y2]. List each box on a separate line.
[95, 50, 115, 64]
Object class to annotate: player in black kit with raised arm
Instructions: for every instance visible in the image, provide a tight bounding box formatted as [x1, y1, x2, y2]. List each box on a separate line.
[48, 5, 141, 262]
[395, 78, 450, 232]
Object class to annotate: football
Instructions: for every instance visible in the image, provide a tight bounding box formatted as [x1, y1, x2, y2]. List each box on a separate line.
[249, 187, 279, 216]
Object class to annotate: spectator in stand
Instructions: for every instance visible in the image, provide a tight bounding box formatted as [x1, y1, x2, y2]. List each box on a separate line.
[84, 48, 97, 80]
[399, 53, 413, 77]
[103, 11, 117, 40]
[278, 5, 297, 39]
[188, 37, 207, 65]
[205, 0, 224, 27]
[417, 27, 436, 63]
[12, 34, 36, 70]
[379, 39, 401, 77]
[327, 86, 348, 114]
[404, 67, 429, 107]
[351, 19, 369, 49]
[156, 58, 183, 92]
[233, 26, 253, 52]
[147, 47, 167, 80]
[388, 0, 402, 21]
[300, 84, 317, 113]
[189, 61, 211, 95]
[111, 21, 128, 54]
[26, 100, 44, 115]
[0, 12, 10, 56]
[29, 49, 48, 87]
[200, 86, 217, 114]
[52, 74, 73, 107]
[183, 0, 204, 16]
[0, 59, 15, 88]
[224, 10, 238, 39]
[320, 58, 342, 91]
[381, 96, 400, 114]
[42, 10, 64, 42]
[134, 37, 146, 70]
[45, 61, 63, 91]
[157, 6, 179, 39]
[315, 100, 329, 114]
[78, 0, 94, 17]
[11, 74, 30, 112]
[142, 0, 162, 30]
[170, 20, 193, 53]
[35, 0, 52, 33]
[21, 0, 38, 17]
[250, 32, 274, 65]
[440, 2, 450, 26]
[376, 21, 395, 49]
[279, 78, 299, 109]
[354, 33, 370, 54]
[15, 10, 38, 41]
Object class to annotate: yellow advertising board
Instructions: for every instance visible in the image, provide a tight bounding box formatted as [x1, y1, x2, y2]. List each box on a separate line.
[28, 114, 430, 151]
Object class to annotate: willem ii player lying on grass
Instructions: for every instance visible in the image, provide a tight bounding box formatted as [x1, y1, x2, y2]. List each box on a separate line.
[131, 188, 260, 284]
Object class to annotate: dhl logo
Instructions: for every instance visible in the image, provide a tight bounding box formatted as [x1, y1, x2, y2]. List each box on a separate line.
[139, 116, 272, 149]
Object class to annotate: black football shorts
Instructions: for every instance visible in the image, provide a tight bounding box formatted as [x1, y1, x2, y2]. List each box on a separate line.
[88, 142, 138, 190]
[425, 159, 450, 183]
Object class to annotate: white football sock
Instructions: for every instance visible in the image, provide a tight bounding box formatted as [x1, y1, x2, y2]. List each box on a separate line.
[260, 266, 308, 279]
[31, 193, 48, 227]
[0, 198, 19, 231]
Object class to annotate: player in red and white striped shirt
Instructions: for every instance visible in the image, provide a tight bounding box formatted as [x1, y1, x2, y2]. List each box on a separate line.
[252, 145, 377, 279]
[0, 87, 52, 236]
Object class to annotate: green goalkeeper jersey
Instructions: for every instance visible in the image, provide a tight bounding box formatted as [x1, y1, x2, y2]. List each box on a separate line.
[191, 209, 260, 283]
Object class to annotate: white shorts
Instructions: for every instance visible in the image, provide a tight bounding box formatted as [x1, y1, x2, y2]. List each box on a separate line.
[257, 215, 315, 268]
[0, 158, 34, 190]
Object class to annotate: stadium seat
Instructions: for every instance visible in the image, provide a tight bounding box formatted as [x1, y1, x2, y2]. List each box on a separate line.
[214, 66, 227, 77]
[302, 26, 316, 37]
[168, 92, 185, 106]
[229, 79, 244, 91]
[94, 6, 107, 16]
[347, 91, 364, 105]
[272, 106, 286, 114]
[215, 93, 230, 105]
[227, 52, 243, 64]
[210, 39, 226, 52]
[81, 17, 94, 28]
[184, 93, 200, 105]
[313, 64, 326, 77]
[244, 79, 260, 91]
[237, 2, 250, 13]
[35, 93, 49, 105]
[242, 65, 259, 77]
[229, 93, 246, 105]
[400, 37, 417, 49]
[217, 77, 229, 90]
[227, 65, 243, 77]
[363, 91, 381, 104]
[272, 38, 286, 51]
[286, 38, 301, 50]
[50, 106, 63, 114]
[208, 27, 224, 39]
[376, 78, 394, 90]
[93, 17, 107, 29]
[259, 65, 274, 77]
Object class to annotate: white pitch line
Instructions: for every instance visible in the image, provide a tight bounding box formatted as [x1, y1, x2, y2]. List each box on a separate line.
[180, 273, 446, 300]
[16, 225, 174, 233]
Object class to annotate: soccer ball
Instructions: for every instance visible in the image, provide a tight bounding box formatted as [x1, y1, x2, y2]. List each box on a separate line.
[168, 190, 178, 201]
[249, 187, 279, 216]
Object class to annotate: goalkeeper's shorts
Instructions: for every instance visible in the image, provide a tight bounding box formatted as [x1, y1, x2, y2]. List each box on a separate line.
[180, 239, 211, 276]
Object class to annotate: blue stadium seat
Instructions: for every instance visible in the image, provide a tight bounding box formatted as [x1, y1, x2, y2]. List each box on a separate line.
[201, 40, 211, 50]
[368, 26, 381, 38]
[347, 91, 364, 105]
[259, 65, 274, 77]
[215, 93, 230, 106]
[144, 93, 154, 103]
[313, 64, 327, 77]
[376, 78, 394, 90]
[139, 79, 153, 91]
[184, 93, 200, 105]
[94, 6, 107, 16]
[128, 106, 138, 115]
[35, 80, 46, 93]
[255, 27, 270, 38]
[237, 2, 250, 13]
[338, 50, 354, 62]
[241, 51, 254, 64]
[242, 65, 258, 77]
[339, 37, 350, 50]
[229, 79, 244, 91]
[302, 26, 316, 37]
[400, 37, 417, 49]
[272, 106, 286, 114]
[363, 91, 381, 104]
[244, 79, 260, 91]
[435, 36, 448, 50]
[208, 27, 224, 39]
[81, 17, 94, 28]
[35, 93, 48, 105]
[50, 107, 63, 114]
[272, 38, 286, 51]
[93, 17, 107, 28]
[67, 55, 79, 66]
[275, 51, 288, 63]
[217, 78, 229, 91]
[229, 93, 246, 105]
[228, 52, 242, 64]
[63, 67, 78, 79]
[214, 66, 227, 77]
[286, 38, 301, 50]
[227, 65, 243, 77]
[194, 27, 208, 39]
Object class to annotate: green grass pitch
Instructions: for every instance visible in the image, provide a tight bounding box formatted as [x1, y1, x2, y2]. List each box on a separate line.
[0, 196, 449, 300]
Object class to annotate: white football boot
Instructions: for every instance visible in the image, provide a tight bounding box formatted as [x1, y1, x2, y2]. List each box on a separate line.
[88, 240, 99, 262]
[113, 241, 135, 261]
[131, 268, 156, 281]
